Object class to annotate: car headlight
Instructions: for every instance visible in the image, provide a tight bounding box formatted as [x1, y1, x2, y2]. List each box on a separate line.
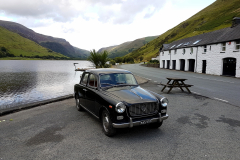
[115, 102, 126, 113]
[160, 97, 168, 107]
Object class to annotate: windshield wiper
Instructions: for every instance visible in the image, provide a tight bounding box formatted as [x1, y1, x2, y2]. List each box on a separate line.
[100, 83, 116, 88]
[116, 83, 138, 87]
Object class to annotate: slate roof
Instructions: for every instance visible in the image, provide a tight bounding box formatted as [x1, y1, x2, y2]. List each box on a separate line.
[161, 24, 240, 51]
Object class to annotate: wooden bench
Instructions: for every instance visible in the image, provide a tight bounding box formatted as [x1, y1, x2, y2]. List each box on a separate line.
[161, 78, 194, 94]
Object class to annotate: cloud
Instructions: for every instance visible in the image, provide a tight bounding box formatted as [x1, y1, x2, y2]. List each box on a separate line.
[0, 0, 167, 24]
[0, 0, 78, 22]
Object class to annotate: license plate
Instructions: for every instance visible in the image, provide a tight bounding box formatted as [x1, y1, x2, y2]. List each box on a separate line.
[140, 119, 151, 125]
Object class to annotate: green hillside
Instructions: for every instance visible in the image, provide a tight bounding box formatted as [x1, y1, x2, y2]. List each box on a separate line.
[98, 35, 158, 58]
[0, 26, 66, 59]
[74, 47, 90, 59]
[126, 0, 240, 61]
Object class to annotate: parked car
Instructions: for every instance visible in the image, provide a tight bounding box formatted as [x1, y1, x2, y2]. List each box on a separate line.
[74, 68, 169, 136]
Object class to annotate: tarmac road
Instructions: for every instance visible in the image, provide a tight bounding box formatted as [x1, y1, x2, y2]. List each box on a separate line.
[1, 80, 240, 159]
[119, 63, 240, 107]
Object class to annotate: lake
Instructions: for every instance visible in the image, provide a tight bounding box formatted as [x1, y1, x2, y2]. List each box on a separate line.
[0, 60, 93, 110]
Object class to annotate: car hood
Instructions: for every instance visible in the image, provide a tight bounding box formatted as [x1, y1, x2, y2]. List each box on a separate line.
[103, 86, 158, 104]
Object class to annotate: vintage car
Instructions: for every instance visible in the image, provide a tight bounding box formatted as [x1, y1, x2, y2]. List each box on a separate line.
[74, 68, 168, 136]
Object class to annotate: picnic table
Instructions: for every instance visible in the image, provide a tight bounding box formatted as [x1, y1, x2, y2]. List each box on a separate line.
[160, 78, 193, 94]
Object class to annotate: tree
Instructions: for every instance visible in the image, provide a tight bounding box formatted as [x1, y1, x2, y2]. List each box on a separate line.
[99, 50, 109, 68]
[123, 56, 134, 63]
[114, 57, 122, 63]
[88, 49, 109, 68]
[88, 49, 100, 68]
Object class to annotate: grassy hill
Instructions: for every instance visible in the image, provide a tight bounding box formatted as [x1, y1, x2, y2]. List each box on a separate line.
[0, 20, 89, 58]
[126, 0, 240, 61]
[98, 36, 158, 58]
[0, 26, 66, 59]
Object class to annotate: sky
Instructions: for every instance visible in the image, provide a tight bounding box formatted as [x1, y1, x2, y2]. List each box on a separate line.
[0, 0, 216, 51]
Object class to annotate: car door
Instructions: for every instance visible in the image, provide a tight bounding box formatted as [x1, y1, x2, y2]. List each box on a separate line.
[85, 73, 99, 115]
[76, 72, 89, 108]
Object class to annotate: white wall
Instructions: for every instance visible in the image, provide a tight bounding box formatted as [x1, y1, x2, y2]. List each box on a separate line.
[197, 41, 240, 77]
[159, 41, 240, 77]
[160, 47, 197, 71]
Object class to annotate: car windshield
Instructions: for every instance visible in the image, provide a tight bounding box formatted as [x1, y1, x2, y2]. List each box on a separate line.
[100, 73, 138, 88]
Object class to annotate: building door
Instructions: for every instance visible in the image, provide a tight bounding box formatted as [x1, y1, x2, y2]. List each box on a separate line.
[222, 58, 236, 76]
[167, 60, 170, 69]
[202, 60, 206, 74]
[180, 59, 185, 71]
[188, 59, 195, 72]
[172, 60, 176, 70]
[162, 60, 165, 68]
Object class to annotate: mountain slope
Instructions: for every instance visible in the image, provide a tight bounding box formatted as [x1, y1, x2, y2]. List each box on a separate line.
[98, 36, 158, 58]
[74, 47, 90, 59]
[126, 0, 240, 60]
[0, 20, 88, 58]
[0, 26, 65, 58]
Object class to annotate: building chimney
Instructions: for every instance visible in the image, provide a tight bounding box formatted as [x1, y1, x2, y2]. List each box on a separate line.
[232, 17, 240, 27]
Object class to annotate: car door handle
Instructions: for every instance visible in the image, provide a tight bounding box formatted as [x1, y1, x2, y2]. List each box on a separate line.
[83, 89, 87, 91]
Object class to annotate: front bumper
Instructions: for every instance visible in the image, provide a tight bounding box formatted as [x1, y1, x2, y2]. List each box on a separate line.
[112, 114, 168, 128]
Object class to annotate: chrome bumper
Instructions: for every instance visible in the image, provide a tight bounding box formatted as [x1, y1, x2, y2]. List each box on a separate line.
[112, 114, 168, 129]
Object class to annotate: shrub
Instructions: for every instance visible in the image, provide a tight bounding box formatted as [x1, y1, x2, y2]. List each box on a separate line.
[114, 57, 123, 63]
[110, 60, 116, 65]
[1, 47, 7, 52]
[149, 60, 159, 64]
[6, 53, 15, 57]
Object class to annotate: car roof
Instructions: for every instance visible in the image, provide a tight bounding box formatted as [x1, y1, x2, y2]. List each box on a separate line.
[85, 68, 132, 75]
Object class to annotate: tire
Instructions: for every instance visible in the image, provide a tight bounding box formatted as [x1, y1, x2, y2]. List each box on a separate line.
[75, 96, 84, 111]
[102, 110, 116, 137]
[148, 121, 163, 128]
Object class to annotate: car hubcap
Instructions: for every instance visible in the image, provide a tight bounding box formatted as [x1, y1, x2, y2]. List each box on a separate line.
[103, 113, 109, 132]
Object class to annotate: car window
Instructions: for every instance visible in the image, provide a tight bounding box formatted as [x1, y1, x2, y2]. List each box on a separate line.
[81, 73, 89, 85]
[125, 74, 137, 84]
[88, 74, 98, 88]
[100, 73, 138, 87]
[100, 74, 111, 81]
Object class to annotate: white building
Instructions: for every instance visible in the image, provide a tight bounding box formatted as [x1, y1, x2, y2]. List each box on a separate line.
[160, 17, 240, 78]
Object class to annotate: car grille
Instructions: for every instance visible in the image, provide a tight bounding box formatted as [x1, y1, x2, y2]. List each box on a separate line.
[129, 103, 159, 117]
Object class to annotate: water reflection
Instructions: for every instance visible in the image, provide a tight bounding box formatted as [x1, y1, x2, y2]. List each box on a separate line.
[0, 60, 92, 110]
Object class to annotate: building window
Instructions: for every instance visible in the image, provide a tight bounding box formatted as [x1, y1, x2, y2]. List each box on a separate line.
[183, 48, 186, 55]
[190, 47, 193, 54]
[203, 45, 207, 53]
[174, 49, 177, 54]
[210, 46, 211, 51]
[221, 43, 226, 52]
[169, 50, 171, 54]
[236, 40, 240, 50]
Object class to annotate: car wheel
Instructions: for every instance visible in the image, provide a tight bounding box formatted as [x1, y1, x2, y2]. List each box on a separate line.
[102, 110, 116, 137]
[149, 121, 163, 128]
[75, 96, 84, 111]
